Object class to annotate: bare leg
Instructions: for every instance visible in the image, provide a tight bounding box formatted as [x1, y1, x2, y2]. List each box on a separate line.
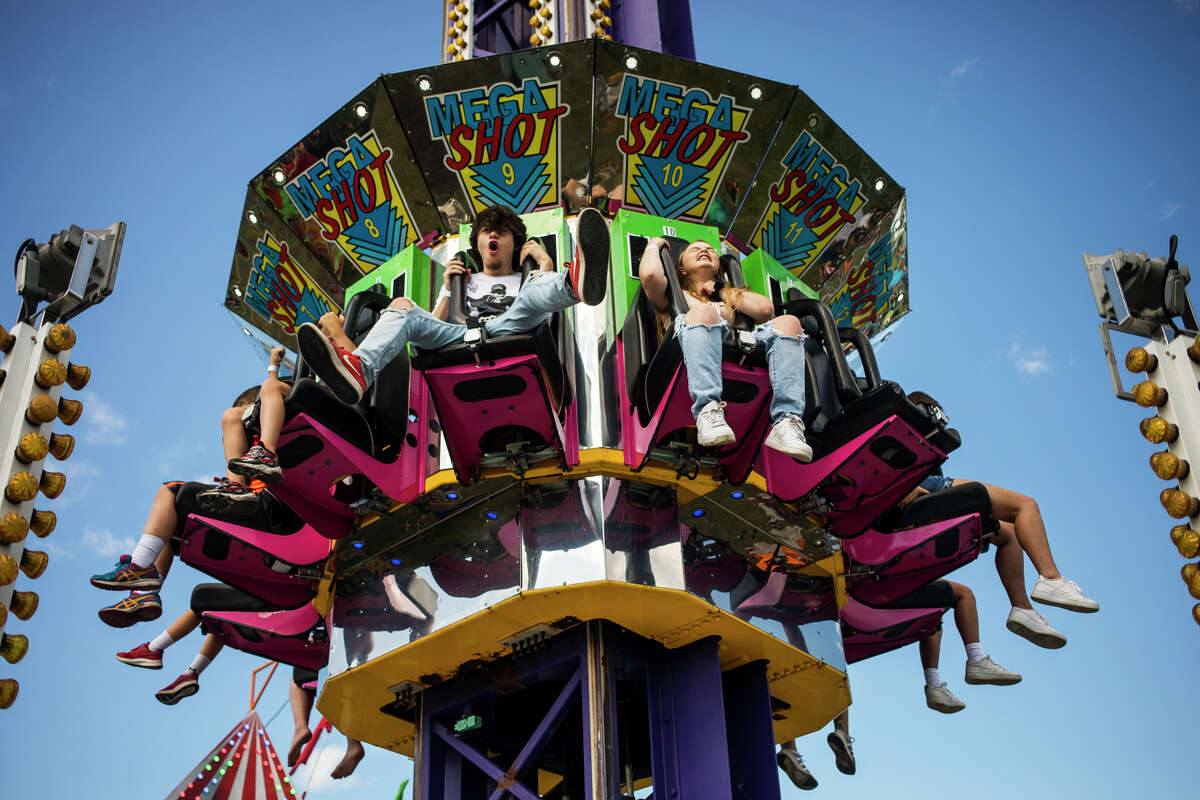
[833, 709, 849, 734]
[153, 544, 175, 583]
[220, 406, 250, 485]
[257, 378, 289, 452]
[288, 682, 315, 767]
[947, 581, 980, 645]
[165, 609, 202, 641]
[955, 480, 1061, 578]
[919, 628, 942, 670]
[197, 633, 223, 660]
[143, 485, 180, 544]
[992, 522, 1033, 609]
[331, 738, 365, 778]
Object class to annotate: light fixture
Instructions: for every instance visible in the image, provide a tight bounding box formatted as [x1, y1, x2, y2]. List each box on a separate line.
[1139, 415, 1178, 443]
[748, 85, 763, 101]
[547, 52, 562, 68]
[1132, 380, 1167, 407]
[874, 178, 885, 192]
[353, 102, 369, 119]
[246, 210, 259, 225]
[1151, 451, 1189, 480]
[1161, 487, 1200, 519]
[1125, 346, 1157, 373]
[625, 55, 639, 70]
[1173, 524, 1200, 558]
[417, 76, 433, 92]
[271, 167, 287, 185]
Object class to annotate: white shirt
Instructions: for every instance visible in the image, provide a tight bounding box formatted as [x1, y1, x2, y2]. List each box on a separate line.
[437, 272, 524, 319]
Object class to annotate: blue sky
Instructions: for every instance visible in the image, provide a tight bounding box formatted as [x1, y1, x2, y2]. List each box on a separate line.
[1, 1, 1197, 797]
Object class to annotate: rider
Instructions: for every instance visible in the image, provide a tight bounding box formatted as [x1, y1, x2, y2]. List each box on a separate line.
[295, 204, 610, 405]
[638, 237, 812, 459]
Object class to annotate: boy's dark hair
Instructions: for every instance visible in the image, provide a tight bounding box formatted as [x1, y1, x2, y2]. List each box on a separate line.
[470, 205, 527, 265]
[907, 390, 940, 410]
[232, 386, 260, 408]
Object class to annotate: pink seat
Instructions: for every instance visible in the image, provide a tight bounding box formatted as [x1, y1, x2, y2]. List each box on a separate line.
[845, 513, 984, 606]
[202, 604, 328, 670]
[840, 595, 947, 664]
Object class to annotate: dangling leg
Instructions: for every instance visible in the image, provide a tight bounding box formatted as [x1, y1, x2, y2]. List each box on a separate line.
[674, 306, 732, 446]
[757, 315, 812, 461]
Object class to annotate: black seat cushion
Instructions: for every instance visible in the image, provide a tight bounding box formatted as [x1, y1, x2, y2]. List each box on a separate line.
[283, 378, 374, 457]
[172, 482, 303, 536]
[190, 582, 281, 615]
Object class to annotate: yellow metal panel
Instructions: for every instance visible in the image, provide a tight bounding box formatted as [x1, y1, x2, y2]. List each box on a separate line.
[319, 581, 849, 755]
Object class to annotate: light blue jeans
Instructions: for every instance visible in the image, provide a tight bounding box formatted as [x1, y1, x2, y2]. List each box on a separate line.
[674, 315, 807, 423]
[354, 270, 575, 386]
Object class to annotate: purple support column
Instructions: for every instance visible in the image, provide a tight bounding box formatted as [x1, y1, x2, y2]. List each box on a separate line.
[722, 661, 782, 800]
[646, 636, 733, 800]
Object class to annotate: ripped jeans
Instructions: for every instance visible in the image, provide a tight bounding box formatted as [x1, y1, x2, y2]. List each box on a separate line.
[674, 315, 807, 423]
[353, 270, 575, 386]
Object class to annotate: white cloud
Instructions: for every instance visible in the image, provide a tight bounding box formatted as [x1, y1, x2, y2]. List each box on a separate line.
[300, 744, 375, 795]
[1172, 0, 1197, 13]
[80, 527, 136, 557]
[1162, 201, 1184, 220]
[949, 57, 981, 85]
[82, 394, 128, 445]
[54, 459, 101, 507]
[1010, 340, 1052, 376]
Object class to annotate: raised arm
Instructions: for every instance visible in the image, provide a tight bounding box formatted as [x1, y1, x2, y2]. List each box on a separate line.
[639, 236, 671, 313]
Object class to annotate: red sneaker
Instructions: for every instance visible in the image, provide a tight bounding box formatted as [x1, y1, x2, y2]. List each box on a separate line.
[115, 642, 163, 669]
[297, 323, 367, 405]
[155, 670, 199, 705]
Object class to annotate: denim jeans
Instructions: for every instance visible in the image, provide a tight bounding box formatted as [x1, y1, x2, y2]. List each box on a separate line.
[674, 315, 807, 423]
[354, 270, 576, 386]
[919, 474, 956, 493]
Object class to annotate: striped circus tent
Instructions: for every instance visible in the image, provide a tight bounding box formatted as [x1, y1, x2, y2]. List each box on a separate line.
[164, 711, 297, 800]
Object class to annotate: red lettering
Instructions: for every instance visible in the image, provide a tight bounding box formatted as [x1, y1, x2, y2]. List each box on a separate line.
[784, 180, 824, 216]
[353, 170, 376, 213]
[618, 112, 654, 154]
[268, 299, 297, 334]
[804, 198, 837, 228]
[315, 200, 341, 240]
[534, 106, 566, 154]
[368, 151, 393, 204]
[332, 182, 357, 232]
[676, 125, 715, 164]
[769, 169, 806, 203]
[504, 113, 535, 158]
[444, 126, 472, 170]
[851, 294, 877, 325]
[644, 116, 687, 159]
[848, 260, 875, 284]
[705, 128, 748, 167]
[474, 117, 503, 164]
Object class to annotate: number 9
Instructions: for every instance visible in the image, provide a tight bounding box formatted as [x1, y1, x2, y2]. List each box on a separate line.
[502, 162, 515, 185]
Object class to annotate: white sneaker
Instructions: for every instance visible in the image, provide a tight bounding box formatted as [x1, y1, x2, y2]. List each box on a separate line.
[1006, 606, 1067, 649]
[1031, 576, 1099, 613]
[695, 401, 736, 447]
[964, 656, 1022, 686]
[763, 413, 814, 462]
[924, 682, 965, 713]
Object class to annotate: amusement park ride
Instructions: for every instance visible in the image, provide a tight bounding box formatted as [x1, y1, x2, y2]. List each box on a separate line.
[5, 1, 1190, 799]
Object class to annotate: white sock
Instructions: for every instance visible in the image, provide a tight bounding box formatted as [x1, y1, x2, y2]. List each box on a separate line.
[130, 534, 166, 569]
[965, 642, 985, 663]
[149, 631, 175, 652]
[923, 667, 943, 687]
[187, 654, 212, 676]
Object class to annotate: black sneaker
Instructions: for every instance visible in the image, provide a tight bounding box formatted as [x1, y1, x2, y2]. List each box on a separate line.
[197, 478, 261, 515]
[569, 207, 610, 306]
[228, 443, 283, 484]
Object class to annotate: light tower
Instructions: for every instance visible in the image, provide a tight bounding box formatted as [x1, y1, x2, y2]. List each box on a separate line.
[0, 223, 123, 707]
[1085, 235, 1200, 624]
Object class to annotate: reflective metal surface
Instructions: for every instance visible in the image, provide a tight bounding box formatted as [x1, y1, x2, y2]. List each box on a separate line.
[327, 476, 844, 677]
